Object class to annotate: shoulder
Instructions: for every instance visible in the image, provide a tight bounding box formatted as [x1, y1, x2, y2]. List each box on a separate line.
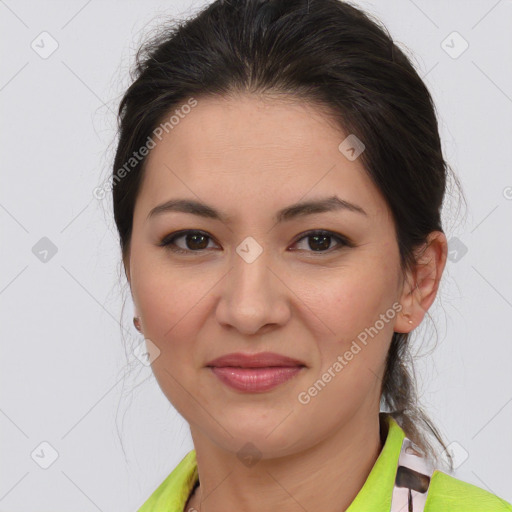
[425, 469, 512, 511]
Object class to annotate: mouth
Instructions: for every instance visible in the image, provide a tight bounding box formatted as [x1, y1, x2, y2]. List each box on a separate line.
[207, 365, 305, 393]
[205, 351, 306, 392]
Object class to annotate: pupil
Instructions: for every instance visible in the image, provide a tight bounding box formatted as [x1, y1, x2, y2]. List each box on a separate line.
[188, 233, 208, 250]
[310, 234, 330, 251]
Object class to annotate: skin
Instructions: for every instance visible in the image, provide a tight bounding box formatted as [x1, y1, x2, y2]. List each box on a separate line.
[124, 93, 447, 512]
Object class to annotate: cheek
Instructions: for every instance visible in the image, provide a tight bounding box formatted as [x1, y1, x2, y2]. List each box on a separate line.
[130, 243, 205, 337]
[132, 265, 207, 415]
[136, 282, 207, 378]
[130, 256, 199, 373]
[296, 260, 398, 388]
[292, 271, 396, 434]
[299, 264, 396, 339]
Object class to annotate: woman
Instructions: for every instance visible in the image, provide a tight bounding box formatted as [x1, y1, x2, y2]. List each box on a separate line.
[111, 0, 511, 510]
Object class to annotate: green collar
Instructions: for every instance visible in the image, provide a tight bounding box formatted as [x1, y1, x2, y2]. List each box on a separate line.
[138, 413, 405, 512]
[347, 413, 405, 511]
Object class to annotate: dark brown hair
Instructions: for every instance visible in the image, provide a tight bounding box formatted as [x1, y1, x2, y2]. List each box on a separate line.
[112, 0, 466, 471]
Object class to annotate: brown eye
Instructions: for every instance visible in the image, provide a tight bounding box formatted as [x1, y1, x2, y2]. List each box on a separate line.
[291, 230, 351, 254]
[158, 230, 218, 254]
[158, 229, 353, 256]
[182, 232, 210, 250]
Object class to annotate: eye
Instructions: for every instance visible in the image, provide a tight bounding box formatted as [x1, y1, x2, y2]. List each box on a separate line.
[290, 230, 352, 254]
[158, 229, 353, 255]
[158, 230, 219, 255]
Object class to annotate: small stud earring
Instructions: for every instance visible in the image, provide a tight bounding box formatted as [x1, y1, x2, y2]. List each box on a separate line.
[133, 316, 142, 333]
[403, 312, 413, 325]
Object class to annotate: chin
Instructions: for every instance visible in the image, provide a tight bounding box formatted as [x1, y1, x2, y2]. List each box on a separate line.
[211, 422, 305, 459]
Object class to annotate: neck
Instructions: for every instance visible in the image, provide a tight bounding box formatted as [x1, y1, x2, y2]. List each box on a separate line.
[185, 411, 387, 512]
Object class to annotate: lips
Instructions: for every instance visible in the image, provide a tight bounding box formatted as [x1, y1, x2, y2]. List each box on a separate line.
[206, 351, 306, 368]
[210, 366, 304, 392]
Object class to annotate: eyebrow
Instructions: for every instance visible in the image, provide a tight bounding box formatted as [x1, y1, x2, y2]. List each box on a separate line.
[146, 195, 367, 224]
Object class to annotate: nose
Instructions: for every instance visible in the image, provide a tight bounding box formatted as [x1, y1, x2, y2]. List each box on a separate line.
[215, 247, 291, 335]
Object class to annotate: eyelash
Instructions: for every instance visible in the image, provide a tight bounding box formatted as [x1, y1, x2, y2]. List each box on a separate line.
[157, 229, 354, 256]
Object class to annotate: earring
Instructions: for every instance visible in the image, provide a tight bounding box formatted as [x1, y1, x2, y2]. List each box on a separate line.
[133, 316, 142, 333]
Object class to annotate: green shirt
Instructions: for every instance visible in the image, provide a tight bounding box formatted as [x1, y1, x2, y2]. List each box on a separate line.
[138, 414, 511, 511]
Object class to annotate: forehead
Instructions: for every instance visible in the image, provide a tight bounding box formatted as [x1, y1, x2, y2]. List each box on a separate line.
[135, 94, 389, 223]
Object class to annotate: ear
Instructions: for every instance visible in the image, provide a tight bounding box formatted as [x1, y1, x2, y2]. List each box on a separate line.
[394, 231, 448, 333]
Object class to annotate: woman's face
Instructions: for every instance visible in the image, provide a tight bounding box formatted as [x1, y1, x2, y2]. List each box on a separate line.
[125, 94, 412, 457]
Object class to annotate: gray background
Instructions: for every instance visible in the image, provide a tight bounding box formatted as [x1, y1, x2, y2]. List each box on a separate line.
[1, 0, 511, 509]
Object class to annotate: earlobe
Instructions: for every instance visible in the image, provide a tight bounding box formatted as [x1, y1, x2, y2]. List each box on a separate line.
[133, 315, 142, 333]
[394, 307, 416, 334]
